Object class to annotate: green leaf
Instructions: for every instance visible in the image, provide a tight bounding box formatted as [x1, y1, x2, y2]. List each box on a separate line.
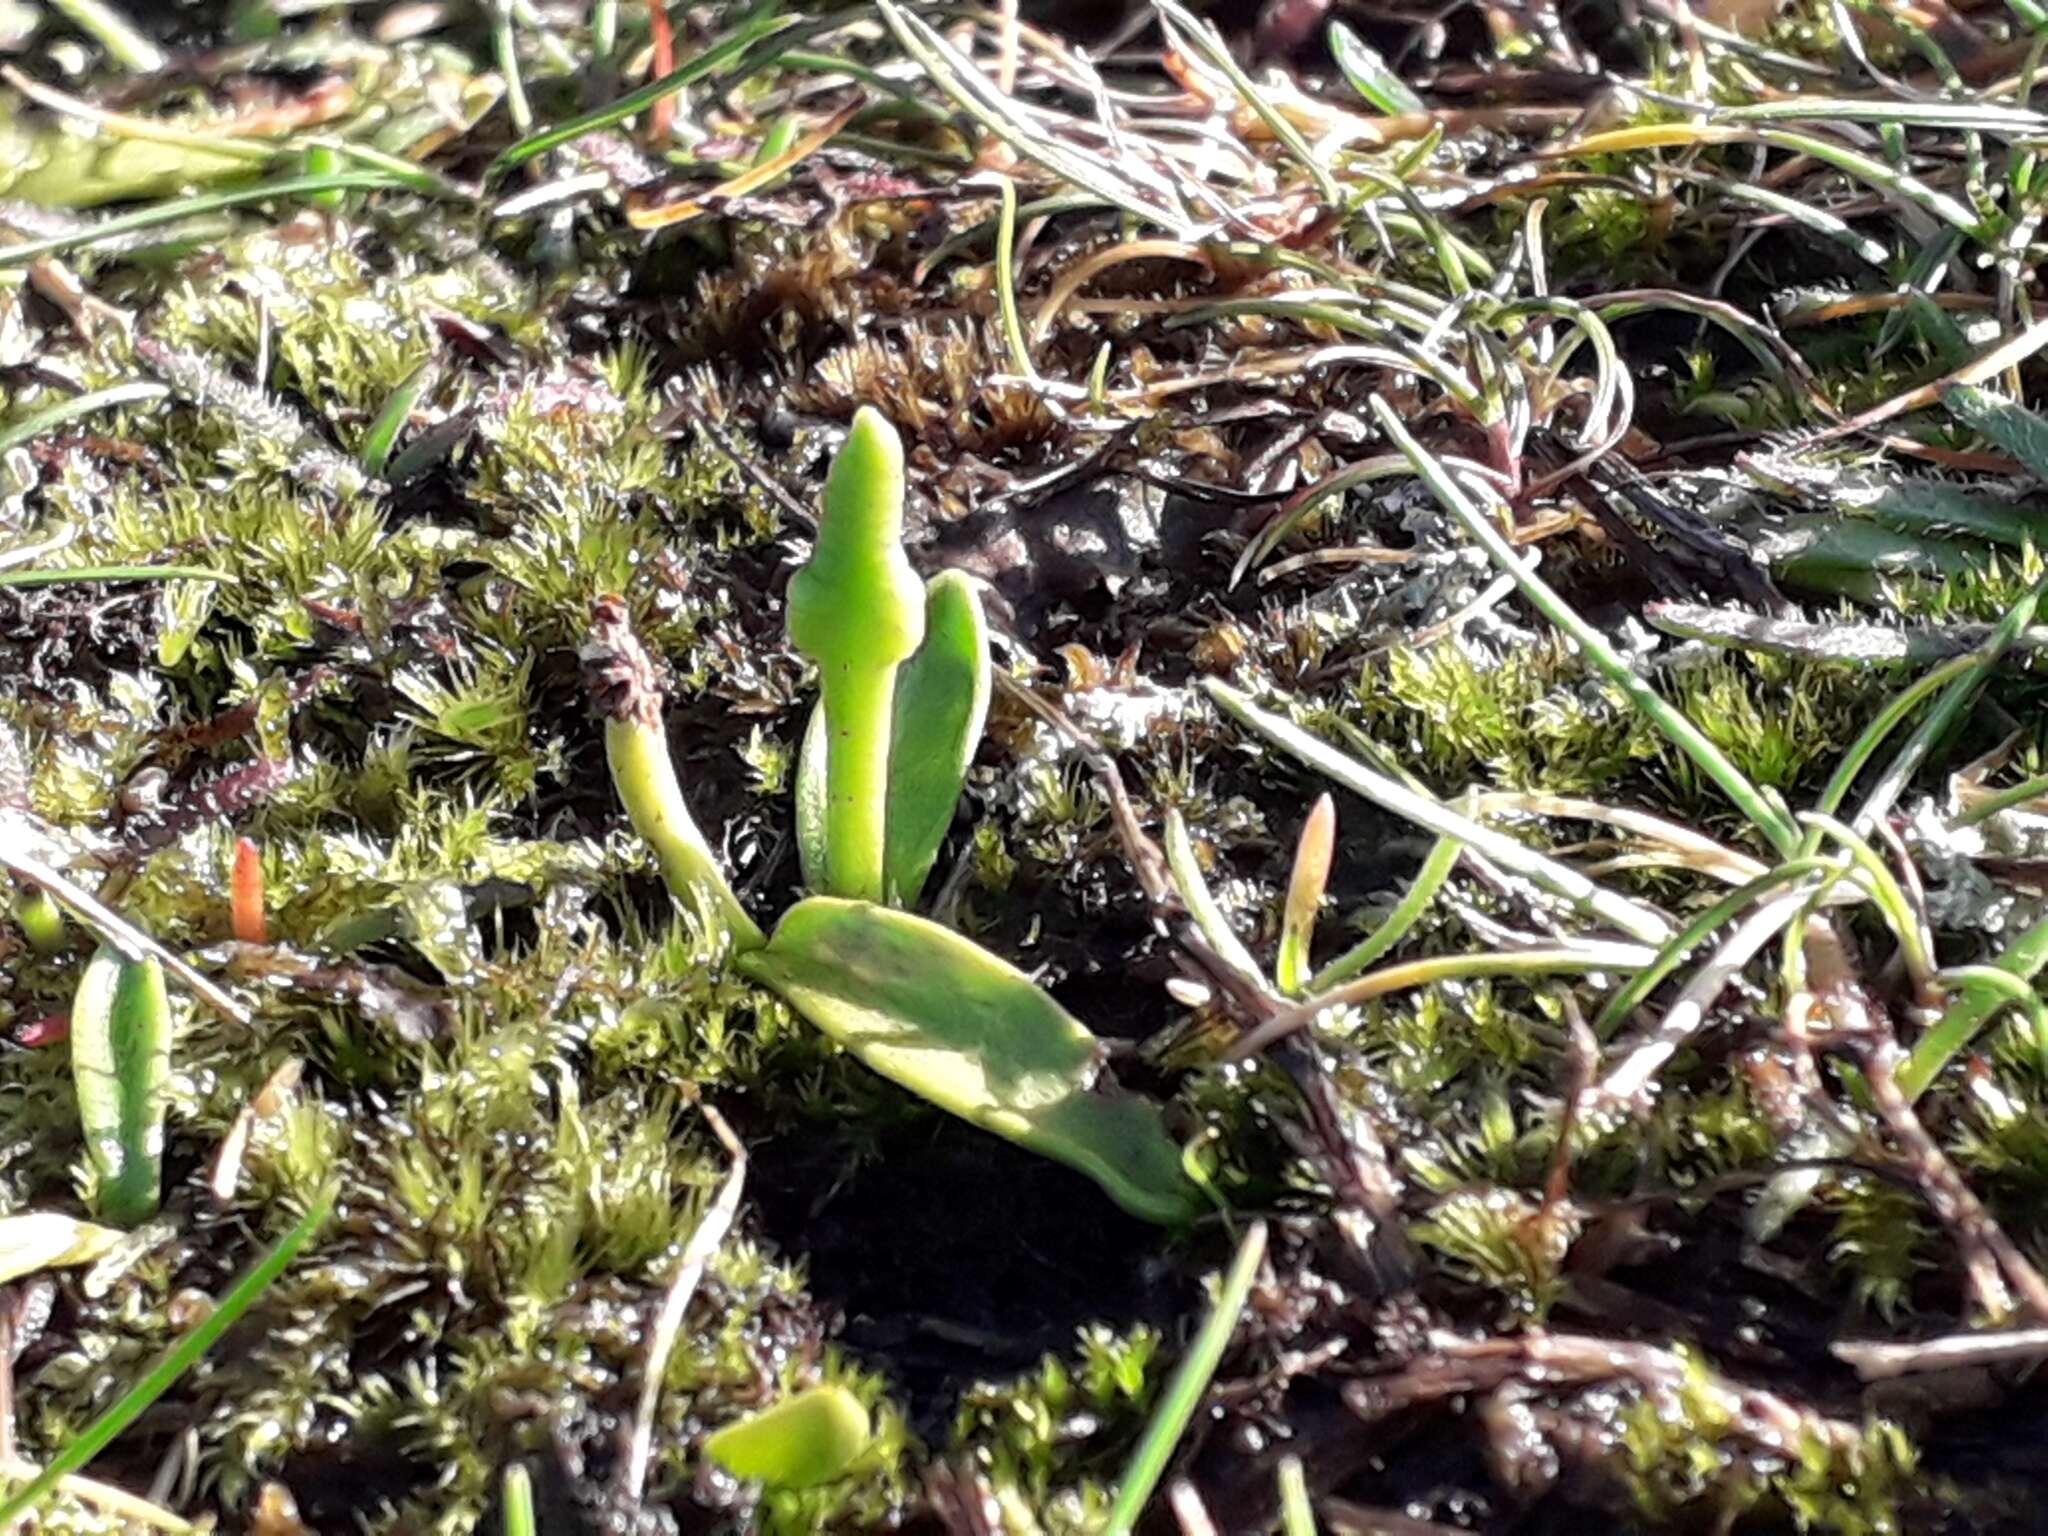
[1946, 383, 2048, 480]
[70, 946, 172, 1226]
[703, 1384, 871, 1488]
[0, 1211, 126, 1284]
[360, 353, 440, 477]
[738, 899, 1201, 1224]
[1328, 21, 1426, 114]
[885, 571, 991, 906]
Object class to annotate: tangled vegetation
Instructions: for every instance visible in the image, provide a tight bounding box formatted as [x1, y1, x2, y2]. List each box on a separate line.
[9, 0, 2048, 1529]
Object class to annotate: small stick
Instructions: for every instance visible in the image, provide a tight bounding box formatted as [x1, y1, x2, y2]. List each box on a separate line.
[1835, 1325, 2048, 1380]
[1862, 1041, 2048, 1322]
[619, 1104, 748, 1504]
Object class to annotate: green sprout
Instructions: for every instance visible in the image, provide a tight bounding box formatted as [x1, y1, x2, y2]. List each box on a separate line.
[787, 407, 929, 903]
[71, 945, 173, 1227]
[703, 1383, 873, 1489]
[583, 597, 764, 951]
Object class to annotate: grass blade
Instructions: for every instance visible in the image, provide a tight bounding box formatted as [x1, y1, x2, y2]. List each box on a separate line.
[1366, 395, 1802, 855]
[1204, 682, 1674, 944]
[0, 1184, 332, 1529]
[1104, 1220, 1268, 1536]
[0, 383, 168, 455]
[487, 0, 788, 179]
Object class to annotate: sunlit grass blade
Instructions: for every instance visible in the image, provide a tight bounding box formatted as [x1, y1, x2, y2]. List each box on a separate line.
[1848, 575, 2048, 833]
[1592, 857, 1849, 1034]
[359, 354, 439, 476]
[1156, 0, 1340, 203]
[1164, 810, 1267, 987]
[0, 172, 416, 266]
[1327, 20, 1424, 113]
[500, 1465, 535, 1536]
[1366, 395, 1802, 855]
[1308, 833, 1461, 990]
[0, 565, 232, 590]
[1103, 1220, 1267, 1536]
[487, 0, 788, 179]
[0, 1184, 333, 1529]
[1277, 1455, 1317, 1536]
[1902, 914, 2048, 1100]
[1204, 682, 1673, 945]
[0, 382, 168, 455]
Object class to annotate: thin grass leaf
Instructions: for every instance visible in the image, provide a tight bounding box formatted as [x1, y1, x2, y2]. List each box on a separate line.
[1848, 576, 2048, 833]
[1327, 21, 1424, 113]
[0, 382, 168, 455]
[1902, 914, 2048, 1099]
[1103, 1220, 1267, 1536]
[359, 354, 439, 477]
[487, 0, 788, 178]
[1592, 857, 1852, 1035]
[992, 174, 1041, 386]
[46, 0, 163, 71]
[0, 172, 415, 267]
[878, 1, 1194, 234]
[1203, 683, 1674, 944]
[1366, 396, 1803, 855]
[0, 1184, 332, 1529]
[1163, 811, 1267, 987]
[0, 565, 232, 590]
[1277, 1456, 1318, 1536]
[500, 1465, 536, 1536]
[1157, 0, 1340, 203]
[1308, 833, 1461, 990]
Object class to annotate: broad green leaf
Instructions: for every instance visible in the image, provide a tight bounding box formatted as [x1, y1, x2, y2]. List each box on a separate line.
[1328, 21, 1426, 114]
[885, 571, 991, 906]
[71, 946, 172, 1226]
[0, 1211, 125, 1284]
[1947, 383, 2048, 481]
[703, 1384, 871, 1488]
[739, 899, 1201, 1224]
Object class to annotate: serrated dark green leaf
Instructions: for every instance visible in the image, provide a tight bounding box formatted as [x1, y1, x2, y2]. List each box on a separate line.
[1947, 382, 2048, 480]
[738, 898, 1201, 1224]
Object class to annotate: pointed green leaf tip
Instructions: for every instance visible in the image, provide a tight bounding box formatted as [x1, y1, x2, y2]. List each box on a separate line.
[704, 1384, 871, 1488]
[788, 407, 925, 668]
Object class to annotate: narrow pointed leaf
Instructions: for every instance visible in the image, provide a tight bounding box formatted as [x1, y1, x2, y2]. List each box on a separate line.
[1277, 795, 1334, 995]
[885, 571, 991, 906]
[704, 1384, 871, 1488]
[739, 898, 1201, 1224]
[1328, 21, 1426, 113]
[360, 354, 440, 477]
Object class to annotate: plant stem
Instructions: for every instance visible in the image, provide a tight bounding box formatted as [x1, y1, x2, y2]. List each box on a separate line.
[819, 666, 896, 903]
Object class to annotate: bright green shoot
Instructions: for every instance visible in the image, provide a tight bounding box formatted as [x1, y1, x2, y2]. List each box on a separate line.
[792, 410, 991, 907]
[71, 946, 173, 1226]
[789, 408, 927, 903]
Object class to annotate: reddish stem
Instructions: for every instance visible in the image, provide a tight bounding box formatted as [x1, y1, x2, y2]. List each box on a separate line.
[647, 0, 675, 141]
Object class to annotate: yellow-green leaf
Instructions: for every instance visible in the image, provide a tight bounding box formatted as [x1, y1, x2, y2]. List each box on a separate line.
[738, 898, 1201, 1224]
[0, 1211, 125, 1284]
[704, 1384, 871, 1489]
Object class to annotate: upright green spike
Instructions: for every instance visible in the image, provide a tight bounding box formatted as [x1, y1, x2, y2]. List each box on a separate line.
[787, 408, 927, 902]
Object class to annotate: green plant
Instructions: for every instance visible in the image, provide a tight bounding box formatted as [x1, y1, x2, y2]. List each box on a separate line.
[71, 944, 173, 1226]
[586, 414, 1196, 1224]
[704, 1384, 873, 1489]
